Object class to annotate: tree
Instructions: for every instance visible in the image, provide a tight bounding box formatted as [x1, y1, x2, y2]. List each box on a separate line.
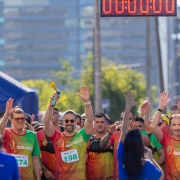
[22, 55, 156, 121]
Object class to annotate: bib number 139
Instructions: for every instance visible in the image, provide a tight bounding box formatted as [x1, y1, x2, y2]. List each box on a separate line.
[61, 149, 80, 163]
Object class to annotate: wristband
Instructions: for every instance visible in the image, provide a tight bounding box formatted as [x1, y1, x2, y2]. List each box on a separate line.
[157, 108, 163, 113]
[84, 101, 91, 106]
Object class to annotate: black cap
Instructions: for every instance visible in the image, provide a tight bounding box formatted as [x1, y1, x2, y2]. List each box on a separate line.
[25, 114, 32, 124]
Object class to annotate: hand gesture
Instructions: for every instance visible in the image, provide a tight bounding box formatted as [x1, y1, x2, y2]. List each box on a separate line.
[159, 92, 170, 110]
[77, 85, 90, 103]
[50, 92, 60, 104]
[5, 98, 18, 116]
[124, 91, 139, 109]
[109, 124, 117, 134]
[139, 100, 150, 116]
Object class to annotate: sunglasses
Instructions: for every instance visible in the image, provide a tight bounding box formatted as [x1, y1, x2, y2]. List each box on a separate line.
[13, 117, 25, 122]
[65, 119, 75, 123]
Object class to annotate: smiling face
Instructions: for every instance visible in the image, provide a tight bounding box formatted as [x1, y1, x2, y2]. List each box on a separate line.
[10, 112, 25, 132]
[94, 117, 107, 133]
[63, 113, 76, 133]
[171, 117, 180, 138]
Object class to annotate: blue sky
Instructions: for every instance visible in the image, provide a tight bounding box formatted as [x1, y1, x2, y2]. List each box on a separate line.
[178, 0, 180, 7]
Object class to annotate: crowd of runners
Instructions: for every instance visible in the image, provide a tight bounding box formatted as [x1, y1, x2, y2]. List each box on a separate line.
[0, 85, 180, 180]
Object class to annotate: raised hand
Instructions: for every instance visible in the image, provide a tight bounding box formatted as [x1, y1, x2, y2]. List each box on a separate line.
[124, 91, 139, 109]
[77, 85, 90, 103]
[50, 92, 60, 104]
[139, 100, 150, 116]
[159, 92, 170, 110]
[5, 98, 18, 116]
[109, 124, 117, 134]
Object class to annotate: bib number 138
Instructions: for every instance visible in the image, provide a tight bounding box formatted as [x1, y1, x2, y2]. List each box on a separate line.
[61, 149, 80, 163]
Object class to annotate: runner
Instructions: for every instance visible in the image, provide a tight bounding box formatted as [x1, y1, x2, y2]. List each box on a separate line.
[86, 113, 113, 180]
[100, 113, 150, 180]
[36, 107, 63, 180]
[0, 98, 41, 180]
[134, 117, 165, 166]
[43, 85, 94, 180]
[117, 91, 163, 180]
[151, 92, 180, 179]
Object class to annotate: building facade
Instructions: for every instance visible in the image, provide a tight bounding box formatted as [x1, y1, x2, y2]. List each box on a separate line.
[1, 0, 163, 93]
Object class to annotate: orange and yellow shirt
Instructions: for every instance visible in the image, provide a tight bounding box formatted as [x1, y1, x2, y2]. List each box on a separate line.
[86, 137, 113, 180]
[3, 128, 40, 180]
[161, 125, 180, 180]
[49, 128, 91, 180]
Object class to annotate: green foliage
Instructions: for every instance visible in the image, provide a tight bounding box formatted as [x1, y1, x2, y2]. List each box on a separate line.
[22, 55, 156, 120]
[21, 79, 52, 110]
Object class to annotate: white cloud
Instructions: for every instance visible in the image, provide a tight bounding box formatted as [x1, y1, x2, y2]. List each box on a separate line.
[178, 0, 180, 7]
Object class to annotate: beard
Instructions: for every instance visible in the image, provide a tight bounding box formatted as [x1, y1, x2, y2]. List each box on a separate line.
[65, 124, 75, 133]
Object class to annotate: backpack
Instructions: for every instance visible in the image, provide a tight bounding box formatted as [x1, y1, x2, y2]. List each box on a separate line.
[87, 136, 113, 153]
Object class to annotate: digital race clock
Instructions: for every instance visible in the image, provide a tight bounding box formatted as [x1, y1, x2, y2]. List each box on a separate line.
[101, 0, 177, 17]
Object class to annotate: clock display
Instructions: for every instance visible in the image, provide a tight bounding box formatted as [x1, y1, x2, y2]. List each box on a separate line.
[101, 0, 177, 17]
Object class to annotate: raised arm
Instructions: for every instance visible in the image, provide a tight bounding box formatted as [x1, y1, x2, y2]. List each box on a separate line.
[77, 86, 94, 135]
[0, 98, 17, 136]
[120, 91, 138, 142]
[151, 92, 170, 141]
[139, 100, 151, 132]
[44, 93, 58, 137]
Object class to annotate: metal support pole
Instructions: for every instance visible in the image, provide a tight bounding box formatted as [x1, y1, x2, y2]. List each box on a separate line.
[94, 0, 102, 114]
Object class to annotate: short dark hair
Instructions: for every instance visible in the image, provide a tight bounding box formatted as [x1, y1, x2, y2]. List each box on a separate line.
[76, 113, 82, 123]
[135, 117, 144, 123]
[10, 108, 25, 118]
[95, 113, 107, 121]
[63, 110, 77, 119]
[53, 107, 59, 112]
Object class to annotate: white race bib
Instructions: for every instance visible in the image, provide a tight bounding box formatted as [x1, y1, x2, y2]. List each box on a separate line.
[13, 154, 28, 167]
[61, 149, 79, 163]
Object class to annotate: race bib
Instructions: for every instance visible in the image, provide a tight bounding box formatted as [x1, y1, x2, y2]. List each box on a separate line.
[61, 149, 79, 163]
[13, 154, 28, 167]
